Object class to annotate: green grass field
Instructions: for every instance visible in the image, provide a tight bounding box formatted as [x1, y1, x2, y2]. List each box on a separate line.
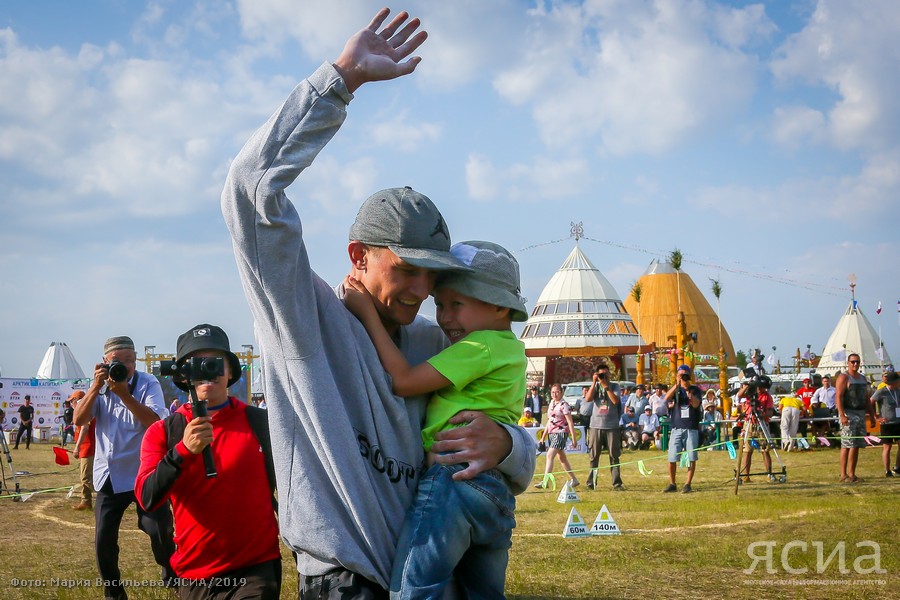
[1, 439, 897, 599]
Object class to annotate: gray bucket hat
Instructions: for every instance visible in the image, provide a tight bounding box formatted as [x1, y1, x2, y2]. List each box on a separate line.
[437, 240, 528, 322]
[349, 187, 470, 272]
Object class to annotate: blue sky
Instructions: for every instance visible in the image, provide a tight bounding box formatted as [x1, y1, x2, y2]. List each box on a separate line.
[1, 0, 897, 378]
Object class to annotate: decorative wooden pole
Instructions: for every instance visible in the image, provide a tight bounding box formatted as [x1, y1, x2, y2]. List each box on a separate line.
[631, 281, 643, 385]
[719, 347, 731, 418]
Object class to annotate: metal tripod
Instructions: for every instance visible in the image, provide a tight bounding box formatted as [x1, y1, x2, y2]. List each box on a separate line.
[733, 406, 788, 495]
[0, 428, 22, 501]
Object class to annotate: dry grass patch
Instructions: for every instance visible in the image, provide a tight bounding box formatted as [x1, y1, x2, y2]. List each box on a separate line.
[1, 442, 897, 599]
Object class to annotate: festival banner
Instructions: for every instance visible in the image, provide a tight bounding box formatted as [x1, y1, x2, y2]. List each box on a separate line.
[1, 378, 91, 441]
[2, 369, 254, 440]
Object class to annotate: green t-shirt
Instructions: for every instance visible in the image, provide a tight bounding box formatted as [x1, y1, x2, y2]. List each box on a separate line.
[422, 330, 526, 451]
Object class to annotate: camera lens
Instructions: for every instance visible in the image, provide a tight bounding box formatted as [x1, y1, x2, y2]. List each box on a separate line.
[194, 357, 225, 380]
[200, 358, 218, 379]
[107, 361, 129, 382]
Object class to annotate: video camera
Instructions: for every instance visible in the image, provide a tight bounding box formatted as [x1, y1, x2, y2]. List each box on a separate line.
[159, 357, 225, 386]
[100, 361, 129, 383]
[738, 368, 771, 408]
[158, 356, 225, 480]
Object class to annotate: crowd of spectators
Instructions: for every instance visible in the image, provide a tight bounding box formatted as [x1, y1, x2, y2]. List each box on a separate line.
[521, 365, 900, 455]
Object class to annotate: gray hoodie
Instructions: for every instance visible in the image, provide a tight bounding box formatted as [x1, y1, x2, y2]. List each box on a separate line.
[221, 62, 535, 588]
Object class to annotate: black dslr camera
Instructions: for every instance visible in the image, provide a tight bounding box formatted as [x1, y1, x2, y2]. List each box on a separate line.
[100, 361, 129, 382]
[159, 357, 225, 386]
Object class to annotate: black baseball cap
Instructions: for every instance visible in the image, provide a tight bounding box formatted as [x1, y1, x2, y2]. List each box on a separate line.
[174, 324, 242, 391]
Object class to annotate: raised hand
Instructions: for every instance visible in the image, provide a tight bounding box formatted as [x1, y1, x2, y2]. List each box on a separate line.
[333, 8, 427, 93]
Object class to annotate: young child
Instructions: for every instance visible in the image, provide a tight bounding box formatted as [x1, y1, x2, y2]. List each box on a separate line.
[518, 407, 538, 427]
[344, 240, 527, 600]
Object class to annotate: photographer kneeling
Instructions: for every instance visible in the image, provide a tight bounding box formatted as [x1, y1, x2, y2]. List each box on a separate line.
[663, 365, 702, 493]
[736, 372, 775, 483]
[135, 324, 280, 599]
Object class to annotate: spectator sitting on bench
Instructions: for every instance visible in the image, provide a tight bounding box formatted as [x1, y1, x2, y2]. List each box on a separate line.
[809, 397, 833, 445]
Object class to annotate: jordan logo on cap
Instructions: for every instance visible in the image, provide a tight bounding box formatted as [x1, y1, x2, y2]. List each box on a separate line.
[430, 214, 449, 241]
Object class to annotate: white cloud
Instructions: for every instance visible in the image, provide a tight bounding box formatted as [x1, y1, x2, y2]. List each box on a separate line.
[287, 154, 378, 220]
[366, 112, 442, 152]
[0, 30, 98, 144]
[691, 150, 900, 219]
[770, 105, 826, 148]
[0, 31, 281, 221]
[234, 1, 527, 90]
[406, 1, 527, 90]
[494, 0, 771, 155]
[465, 153, 591, 203]
[0, 234, 252, 377]
[465, 154, 500, 202]
[791, 239, 899, 298]
[235, 0, 371, 58]
[770, 0, 900, 152]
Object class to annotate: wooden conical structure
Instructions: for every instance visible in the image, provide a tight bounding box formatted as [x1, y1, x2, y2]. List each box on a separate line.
[623, 259, 736, 365]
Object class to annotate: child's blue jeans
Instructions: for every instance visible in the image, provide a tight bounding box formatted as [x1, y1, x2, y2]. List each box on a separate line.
[390, 462, 516, 600]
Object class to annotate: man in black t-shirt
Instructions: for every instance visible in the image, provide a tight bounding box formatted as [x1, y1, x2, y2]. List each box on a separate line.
[663, 366, 702, 493]
[15, 395, 35, 449]
[61, 399, 75, 446]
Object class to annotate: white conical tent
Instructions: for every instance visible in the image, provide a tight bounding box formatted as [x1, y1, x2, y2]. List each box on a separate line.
[816, 302, 893, 377]
[36, 341, 86, 379]
[521, 244, 644, 350]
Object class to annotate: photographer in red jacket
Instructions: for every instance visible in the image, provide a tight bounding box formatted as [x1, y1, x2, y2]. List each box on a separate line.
[136, 324, 280, 599]
[736, 372, 775, 482]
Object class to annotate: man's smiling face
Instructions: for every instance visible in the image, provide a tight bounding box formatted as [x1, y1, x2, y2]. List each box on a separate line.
[357, 246, 437, 332]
